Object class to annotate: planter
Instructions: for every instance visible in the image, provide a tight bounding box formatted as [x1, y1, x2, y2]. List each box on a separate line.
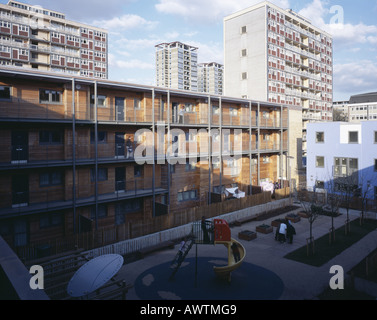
[298, 211, 310, 219]
[271, 218, 286, 228]
[256, 224, 273, 234]
[286, 214, 301, 223]
[238, 230, 257, 241]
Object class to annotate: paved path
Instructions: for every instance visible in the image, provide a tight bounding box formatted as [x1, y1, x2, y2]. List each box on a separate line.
[117, 207, 377, 300]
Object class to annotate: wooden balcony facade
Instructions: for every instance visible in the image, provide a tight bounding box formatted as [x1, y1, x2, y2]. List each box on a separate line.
[0, 68, 289, 251]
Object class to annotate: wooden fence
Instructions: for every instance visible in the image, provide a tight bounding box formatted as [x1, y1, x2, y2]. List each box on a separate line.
[15, 190, 290, 262]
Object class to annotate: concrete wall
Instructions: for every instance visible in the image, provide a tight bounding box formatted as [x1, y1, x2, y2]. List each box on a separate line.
[288, 107, 303, 189]
[224, 6, 267, 100]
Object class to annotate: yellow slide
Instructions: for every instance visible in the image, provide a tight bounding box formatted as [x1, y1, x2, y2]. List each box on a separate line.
[213, 238, 246, 282]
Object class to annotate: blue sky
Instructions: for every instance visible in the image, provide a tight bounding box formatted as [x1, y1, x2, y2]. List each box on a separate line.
[2, 0, 377, 101]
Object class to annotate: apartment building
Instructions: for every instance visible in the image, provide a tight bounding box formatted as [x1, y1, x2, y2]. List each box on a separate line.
[224, 1, 333, 184]
[0, 66, 288, 256]
[0, 0, 108, 79]
[333, 100, 349, 121]
[347, 92, 377, 122]
[155, 41, 198, 92]
[198, 62, 224, 95]
[306, 121, 377, 200]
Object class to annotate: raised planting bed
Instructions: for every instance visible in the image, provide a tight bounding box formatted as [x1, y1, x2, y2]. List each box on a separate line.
[286, 214, 301, 223]
[238, 230, 257, 241]
[298, 211, 310, 219]
[271, 218, 286, 228]
[256, 224, 273, 234]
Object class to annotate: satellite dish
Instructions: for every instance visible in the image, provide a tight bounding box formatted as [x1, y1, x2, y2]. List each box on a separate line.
[67, 254, 124, 298]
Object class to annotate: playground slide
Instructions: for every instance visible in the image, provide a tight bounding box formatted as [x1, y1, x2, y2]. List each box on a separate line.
[213, 238, 246, 282]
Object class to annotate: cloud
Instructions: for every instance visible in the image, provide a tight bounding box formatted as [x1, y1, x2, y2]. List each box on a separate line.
[334, 60, 377, 97]
[92, 14, 158, 32]
[298, 0, 377, 47]
[155, 0, 290, 23]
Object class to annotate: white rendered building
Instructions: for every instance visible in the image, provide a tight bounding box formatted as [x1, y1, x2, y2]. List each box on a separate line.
[198, 62, 223, 95]
[306, 121, 377, 200]
[348, 92, 377, 122]
[155, 41, 198, 92]
[223, 1, 333, 176]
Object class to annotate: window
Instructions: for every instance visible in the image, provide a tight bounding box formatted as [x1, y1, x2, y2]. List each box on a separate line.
[0, 86, 11, 100]
[334, 157, 358, 178]
[40, 171, 63, 187]
[91, 95, 107, 108]
[241, 72, 248, 80]
[374, 159, 377, 172]
[39, 89, 62, 104]
[134, 98, 141, 109]
[212, 105, 219, 115]
[241, 49, 247, 57]
[134, 165, 142, 177]
[40, 212, 64, 229]
[39, 130, 64, 145]
[316, 156, 325, 168]
[349, 131, 358, 143]
[90, 168, 108, 182]
[115, 199, 142, 225]
[374, 131, 377, 144]
[90, 204, 107, 219]
[316, 132, 324, 143]
[315, 180, 324, 189]
[178, 190, 198, 202]
[90, 131, 107, 144]
[241, 26, 247, 34]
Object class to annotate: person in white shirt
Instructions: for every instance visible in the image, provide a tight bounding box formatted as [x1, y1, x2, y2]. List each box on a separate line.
[278, 222, 287, 243]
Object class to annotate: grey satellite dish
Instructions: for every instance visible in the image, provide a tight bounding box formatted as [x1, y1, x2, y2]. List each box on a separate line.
[67, 254, 124, 298]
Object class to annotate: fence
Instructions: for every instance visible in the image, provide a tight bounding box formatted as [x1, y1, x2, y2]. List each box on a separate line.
[15, 190, 290, 262]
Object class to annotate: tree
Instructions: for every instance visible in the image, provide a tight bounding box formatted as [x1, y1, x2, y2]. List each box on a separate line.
[333, 108, 348, 122]
[295, 188, 322, 256]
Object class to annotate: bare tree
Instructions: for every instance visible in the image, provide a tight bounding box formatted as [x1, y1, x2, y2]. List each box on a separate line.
[295, 188, 322, 256]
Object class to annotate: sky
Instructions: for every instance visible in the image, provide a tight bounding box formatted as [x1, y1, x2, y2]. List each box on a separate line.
[2, 0, 377, 101]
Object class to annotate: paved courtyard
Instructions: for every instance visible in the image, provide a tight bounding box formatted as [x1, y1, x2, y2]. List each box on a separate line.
[117, 206, 377, 300]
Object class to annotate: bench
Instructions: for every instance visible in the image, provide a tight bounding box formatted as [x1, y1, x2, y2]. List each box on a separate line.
[136, 240, 175, 259]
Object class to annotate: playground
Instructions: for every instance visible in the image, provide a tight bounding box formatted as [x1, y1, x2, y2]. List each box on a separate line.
[133, 218, 284, 300]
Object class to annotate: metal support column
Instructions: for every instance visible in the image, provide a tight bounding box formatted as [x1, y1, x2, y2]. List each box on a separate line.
[72, 78, 77, 234]
[94, 81, 99, 230]
[152, 88, 156, 217]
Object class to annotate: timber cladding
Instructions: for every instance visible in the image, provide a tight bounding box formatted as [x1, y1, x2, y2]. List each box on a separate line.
[0, 70, 289, 252]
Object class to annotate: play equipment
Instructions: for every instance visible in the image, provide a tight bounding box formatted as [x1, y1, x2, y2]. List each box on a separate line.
[169, 218, 246, 283]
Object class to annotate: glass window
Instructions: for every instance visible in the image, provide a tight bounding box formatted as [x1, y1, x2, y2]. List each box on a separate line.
[374, 131, 377, 143]
[0, 86, 11, 100]
[316, 156, 325, 168]
[39, 89, 62, 104]
[349, 131, 358, 143]
[316, 132, 324, 143]
[90, 131, 107, 144]
[39, 130, 63, 145]
[90, 168, 108, 182]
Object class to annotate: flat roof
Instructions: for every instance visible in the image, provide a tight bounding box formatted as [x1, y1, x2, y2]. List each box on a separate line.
[224, 0, 332, 38]
[0, 66, 289, 108]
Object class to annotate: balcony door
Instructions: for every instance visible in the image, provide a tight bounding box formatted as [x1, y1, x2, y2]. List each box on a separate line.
[12, 174, 29, 207]
[11, 131, 28, 164]
[115, 167, 126, 192]
[115, 97, 125, 121]
[115, 132, 125, 158]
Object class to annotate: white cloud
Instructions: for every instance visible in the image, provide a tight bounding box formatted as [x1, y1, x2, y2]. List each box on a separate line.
[92, 14, 158, 31]
[334, 60, 377, 97]
[298, 0, 377, 47]
[155, 0, 290, 23]
[110, 58, 154, 70]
